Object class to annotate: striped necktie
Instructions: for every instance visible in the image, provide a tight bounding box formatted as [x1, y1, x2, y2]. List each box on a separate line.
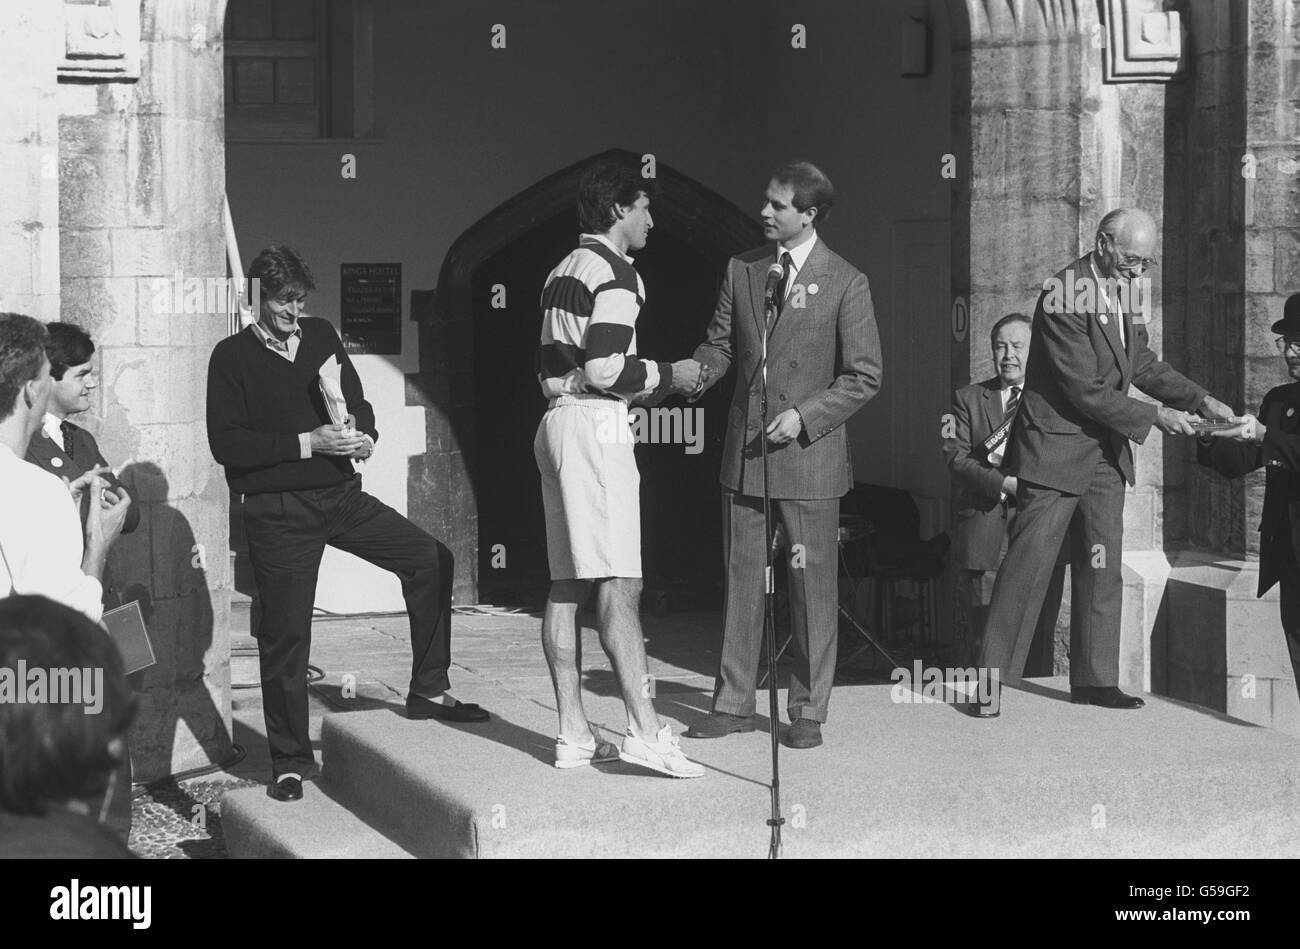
[1003, 385, 1021, 424]
[777, 252, 794, 311]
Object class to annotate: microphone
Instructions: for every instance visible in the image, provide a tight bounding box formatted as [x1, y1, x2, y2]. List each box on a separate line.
[764, 261, 785, 313]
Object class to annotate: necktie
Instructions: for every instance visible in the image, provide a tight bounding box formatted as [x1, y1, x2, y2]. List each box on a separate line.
[777, 252, 794, 310]
[1003, 385, 1021, 424]
[60, 420, 75, 457]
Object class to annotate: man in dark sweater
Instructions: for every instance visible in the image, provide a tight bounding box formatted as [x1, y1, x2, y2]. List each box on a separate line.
[206, 246, 487, 803]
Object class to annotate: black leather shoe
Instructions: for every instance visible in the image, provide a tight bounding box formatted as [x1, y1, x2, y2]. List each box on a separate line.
[268, 776, 303, 802]
[782, 718, 823, 749]
[684, 711, 757, 739]
[1071, 685, 1144, 709]
[406, 693, 490, 722]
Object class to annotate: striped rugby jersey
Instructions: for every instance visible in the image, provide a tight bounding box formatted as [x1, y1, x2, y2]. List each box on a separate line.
[536, 233, 671, 402]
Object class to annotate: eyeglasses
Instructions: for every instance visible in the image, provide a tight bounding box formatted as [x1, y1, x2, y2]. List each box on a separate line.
[1102, 234, 1157, 270]
[1275, 337, 1300, 354]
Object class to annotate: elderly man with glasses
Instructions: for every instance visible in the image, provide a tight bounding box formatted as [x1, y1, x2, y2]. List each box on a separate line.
[967, 208, 1235, 717]
[1199, 292, 1300, 699]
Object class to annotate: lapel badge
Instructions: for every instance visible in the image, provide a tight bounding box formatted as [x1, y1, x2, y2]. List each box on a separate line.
[1288, 408, 1295, 418]
[808, 283, 819, 295]
[1098, 314, 1109, 325]
[51, 456, 63, 469]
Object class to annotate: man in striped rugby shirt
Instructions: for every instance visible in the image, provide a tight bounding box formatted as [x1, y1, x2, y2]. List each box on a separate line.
[533, 159, 705, 777]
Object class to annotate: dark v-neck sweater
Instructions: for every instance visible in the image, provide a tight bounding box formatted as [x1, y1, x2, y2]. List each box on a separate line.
[206, 317, 377, 495]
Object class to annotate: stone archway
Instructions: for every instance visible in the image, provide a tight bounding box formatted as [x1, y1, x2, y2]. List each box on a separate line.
[409, 148, 763, 603]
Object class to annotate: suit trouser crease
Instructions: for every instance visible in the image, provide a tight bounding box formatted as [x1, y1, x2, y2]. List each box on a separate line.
[980, 456, 1125, 687]
[713, 490, 839, 723]
[244, 480, 453, 777]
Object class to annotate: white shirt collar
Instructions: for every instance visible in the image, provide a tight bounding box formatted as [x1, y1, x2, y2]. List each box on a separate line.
[581, 232, 634, 263]
[41, 412, 65, 444]
[251, 319, 302, 349]
[778, 231, 818, 275]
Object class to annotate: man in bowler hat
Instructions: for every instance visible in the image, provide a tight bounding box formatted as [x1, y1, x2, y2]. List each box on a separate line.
[1199, 292, 1300, 698]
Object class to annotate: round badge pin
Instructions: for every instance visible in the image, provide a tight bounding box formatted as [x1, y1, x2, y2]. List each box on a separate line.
[1099, 314, 1109, 325]
[1288, 408, 1295, 418]
[808, 283, 819, 295]
[50, 456, 63, 468]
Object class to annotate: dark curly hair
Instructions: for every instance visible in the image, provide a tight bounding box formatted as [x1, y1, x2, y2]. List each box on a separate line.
[576, 159, 657, 234]
[247, 245, 316, 302]
[45, 322, 95, 381]
[0, 312, 49, 424]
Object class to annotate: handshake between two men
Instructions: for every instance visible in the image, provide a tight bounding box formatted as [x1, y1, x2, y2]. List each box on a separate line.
[658, 356, 804, 446]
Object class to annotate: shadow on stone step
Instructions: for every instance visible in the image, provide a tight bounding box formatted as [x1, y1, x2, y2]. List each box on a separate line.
[389, 706, 556, 766]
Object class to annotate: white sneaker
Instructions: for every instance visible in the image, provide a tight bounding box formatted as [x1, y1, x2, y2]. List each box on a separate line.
[554, 725, 619, 769]
[619, 725, 706, 778]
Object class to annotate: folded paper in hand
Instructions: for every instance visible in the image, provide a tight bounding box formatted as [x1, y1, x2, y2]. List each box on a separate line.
[318, 355, 365, 470]
[318, 355, 349, 426]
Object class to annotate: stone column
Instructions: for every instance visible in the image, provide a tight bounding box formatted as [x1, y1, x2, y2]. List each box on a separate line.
[950, 0, 1093, 667]
[1166, 0, 1300, 734]
[57, 0, 233, 779]
[0, 3, 61, 320]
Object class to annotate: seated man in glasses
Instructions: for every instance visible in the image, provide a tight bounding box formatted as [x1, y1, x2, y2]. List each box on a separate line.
[1198, 292, 1300, 699]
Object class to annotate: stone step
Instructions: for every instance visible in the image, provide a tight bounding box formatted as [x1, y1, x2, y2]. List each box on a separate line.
[303, 678, 1300, 858]
[221, 781, 415, 859]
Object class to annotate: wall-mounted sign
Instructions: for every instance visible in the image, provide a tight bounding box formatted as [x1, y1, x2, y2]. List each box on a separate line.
[341, 263, 401, 355]
[951, 295, 969, 342]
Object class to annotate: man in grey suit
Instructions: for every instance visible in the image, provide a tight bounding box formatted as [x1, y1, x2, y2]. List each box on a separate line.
[973, 208, 1234, 715]
[683, 162, 883, 748]
[944, 313, 1063, 672]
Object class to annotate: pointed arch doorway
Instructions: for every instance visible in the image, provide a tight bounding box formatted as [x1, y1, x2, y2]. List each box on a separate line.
[415, 149, 763, 605]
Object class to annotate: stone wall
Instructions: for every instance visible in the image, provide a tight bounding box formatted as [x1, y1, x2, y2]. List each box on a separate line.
[0, 3, 61, 321]
[56, 1, 233, 780]
[1159, 0, 1300, 733]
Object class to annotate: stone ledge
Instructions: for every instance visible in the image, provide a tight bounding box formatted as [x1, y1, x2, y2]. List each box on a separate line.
[1156, 549, 1300, 736]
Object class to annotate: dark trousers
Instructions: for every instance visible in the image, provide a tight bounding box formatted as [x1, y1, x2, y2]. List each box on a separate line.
[981, 454, 1126, 687]
[959, 563, 1062, 675]
[1274, 555, 1300, 697]
[243, 478, 453, 779]
[713, 490, 840, 723]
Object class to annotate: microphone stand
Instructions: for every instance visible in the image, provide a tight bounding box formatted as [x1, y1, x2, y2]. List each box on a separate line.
[760, 278, 784, 860]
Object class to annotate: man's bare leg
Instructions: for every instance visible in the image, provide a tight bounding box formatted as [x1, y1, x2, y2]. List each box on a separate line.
[542, 579, 594, 741]
[594, 577, 660, 739]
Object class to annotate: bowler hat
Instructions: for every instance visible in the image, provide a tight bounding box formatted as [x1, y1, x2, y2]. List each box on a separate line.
[1271, 293, 1300, 335]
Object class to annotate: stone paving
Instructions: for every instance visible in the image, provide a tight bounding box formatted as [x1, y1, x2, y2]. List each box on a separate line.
[128, 601, 813, 858]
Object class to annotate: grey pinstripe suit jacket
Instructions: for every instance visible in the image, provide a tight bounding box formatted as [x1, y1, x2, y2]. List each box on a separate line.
[693, 239, 882, 499]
